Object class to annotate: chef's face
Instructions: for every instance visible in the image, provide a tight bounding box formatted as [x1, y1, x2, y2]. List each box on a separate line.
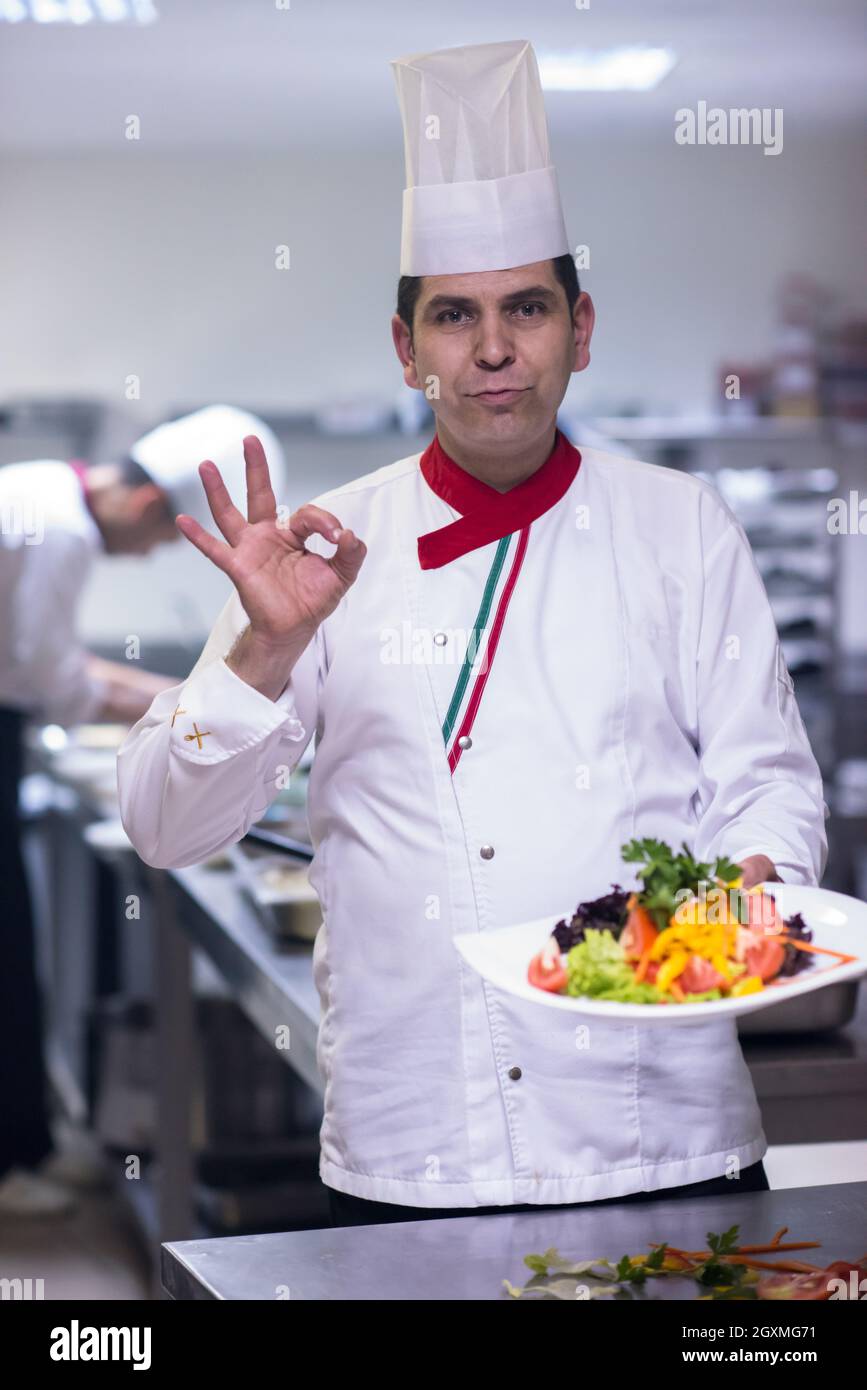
[392, 259, 594, 460]
[101, 484, 179, 556]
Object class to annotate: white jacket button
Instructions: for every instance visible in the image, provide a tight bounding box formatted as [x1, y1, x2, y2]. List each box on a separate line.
[508, 1066, 522, 1081]
[480, 844, 494, 860]
[457, 735, 472, 750]
[433, 631, 448, 645]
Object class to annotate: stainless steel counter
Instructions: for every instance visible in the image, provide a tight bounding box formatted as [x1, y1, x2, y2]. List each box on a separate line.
[168, 862, 322, 1096]
[161, 1179, 867, 1300]
[744, 985, 867, 1142]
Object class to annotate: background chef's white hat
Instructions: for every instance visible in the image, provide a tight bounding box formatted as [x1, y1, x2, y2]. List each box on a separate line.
[129, 404, 287, 529]
[391, 38, 569, 276]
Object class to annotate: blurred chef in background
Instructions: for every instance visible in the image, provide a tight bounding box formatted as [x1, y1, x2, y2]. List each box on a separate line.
[0, 403, 284, 1217]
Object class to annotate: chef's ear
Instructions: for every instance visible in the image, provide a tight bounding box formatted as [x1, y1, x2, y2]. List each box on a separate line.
[129, 482, 172, 527]
[571, 292, 595, 373]
[391, 311, 422, 390]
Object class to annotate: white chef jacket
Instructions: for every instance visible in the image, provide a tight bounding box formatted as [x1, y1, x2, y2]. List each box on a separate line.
[0, 461, 106, 725]
[117, 442, 829, 1207]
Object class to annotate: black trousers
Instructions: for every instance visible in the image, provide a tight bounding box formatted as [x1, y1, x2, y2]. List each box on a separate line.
[327, 1158, 770, 1227]
[0, 707, 54, 1177]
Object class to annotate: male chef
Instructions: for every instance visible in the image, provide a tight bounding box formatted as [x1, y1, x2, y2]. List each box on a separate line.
[117, 41, 828, 1227]
[0, 404, 284, 1217]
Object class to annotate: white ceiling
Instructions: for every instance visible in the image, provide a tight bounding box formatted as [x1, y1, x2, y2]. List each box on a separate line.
[1, 0, 864, 151]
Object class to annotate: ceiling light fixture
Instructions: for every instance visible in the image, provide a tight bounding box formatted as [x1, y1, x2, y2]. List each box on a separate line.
[538, 47, 677, 92]
[0, 0, 158, 22]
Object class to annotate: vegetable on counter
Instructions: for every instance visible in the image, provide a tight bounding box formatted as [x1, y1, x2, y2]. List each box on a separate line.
[504, 1223, 867, 1301]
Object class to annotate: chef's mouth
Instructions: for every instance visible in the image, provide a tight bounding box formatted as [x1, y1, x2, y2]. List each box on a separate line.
[468, 386, 531, 398]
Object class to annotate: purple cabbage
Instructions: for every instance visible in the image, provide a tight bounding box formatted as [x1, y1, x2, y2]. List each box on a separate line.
[778, 911, 814, 977]
[553, 886, 630, 952]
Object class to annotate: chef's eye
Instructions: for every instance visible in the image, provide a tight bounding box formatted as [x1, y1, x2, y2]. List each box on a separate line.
[435, 308, 471, 325]
[513, 301, 546, 318]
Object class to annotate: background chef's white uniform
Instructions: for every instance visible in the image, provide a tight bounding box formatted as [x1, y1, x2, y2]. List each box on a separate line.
[0, 461, 107, 723]
[0, 405, 285, 1201]
[0, 458, 111, 1189]
[117, 442, 829, 1208]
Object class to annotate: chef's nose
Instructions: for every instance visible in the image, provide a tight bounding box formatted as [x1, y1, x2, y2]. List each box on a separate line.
[473, 312, 515, 370]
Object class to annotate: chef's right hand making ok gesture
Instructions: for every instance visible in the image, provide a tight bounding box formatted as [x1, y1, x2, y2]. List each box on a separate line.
[176, 434, 367, 699]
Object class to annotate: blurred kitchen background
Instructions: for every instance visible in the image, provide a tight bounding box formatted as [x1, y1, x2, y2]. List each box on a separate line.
[0, 0, 865, 1297]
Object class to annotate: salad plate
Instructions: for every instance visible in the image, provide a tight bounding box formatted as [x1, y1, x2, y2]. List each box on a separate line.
[454, 840, 867, 1025]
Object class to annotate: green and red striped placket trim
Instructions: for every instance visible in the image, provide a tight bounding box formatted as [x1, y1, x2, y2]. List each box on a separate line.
[442, 525, 531, 775]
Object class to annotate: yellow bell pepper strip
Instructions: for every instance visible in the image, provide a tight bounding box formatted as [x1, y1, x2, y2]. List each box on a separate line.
[731, 975, 764, 996]
[711, 952, 734, 983]
[656, 950, 690, 992]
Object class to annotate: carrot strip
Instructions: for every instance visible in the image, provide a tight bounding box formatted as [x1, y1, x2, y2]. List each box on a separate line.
[669, 980, 686, 1002]
[728, 1256, 824, 1273]
[735, 1241, 819, 1254]
[634, 947, 653, 984]
[781, 936, 858, 964]
[672, 1240, 819, 1258]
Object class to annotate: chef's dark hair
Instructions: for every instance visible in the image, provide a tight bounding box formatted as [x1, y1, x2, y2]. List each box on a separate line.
[115, 454, 175, 518]
[116, 454, 158, 489]
[396, 253, 581, 339]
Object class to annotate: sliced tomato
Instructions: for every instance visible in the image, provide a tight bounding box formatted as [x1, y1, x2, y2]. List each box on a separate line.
[620, 906, 658, 962]
[822, 1258, 867, 1296]
[825, 1258, 867, 1279]
[756, 1271, 832, 1301]
[744, 936, 786, 983]
[528, 941, 567, 994]
[678, 955, 728, 994]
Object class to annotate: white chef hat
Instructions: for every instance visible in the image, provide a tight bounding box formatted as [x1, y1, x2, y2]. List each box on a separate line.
[129, 404, 287, 529]
[391, 38, 569, 276]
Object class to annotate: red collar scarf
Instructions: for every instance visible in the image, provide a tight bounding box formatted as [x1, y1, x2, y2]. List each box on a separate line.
[417, 427, 581, 570]
[67, 459, 89, 487]
[67, 458, 95, 514]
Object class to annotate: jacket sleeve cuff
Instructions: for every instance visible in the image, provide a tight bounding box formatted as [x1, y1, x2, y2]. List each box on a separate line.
[714, 841, 818, 888]
[169, 658, 306, 764]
